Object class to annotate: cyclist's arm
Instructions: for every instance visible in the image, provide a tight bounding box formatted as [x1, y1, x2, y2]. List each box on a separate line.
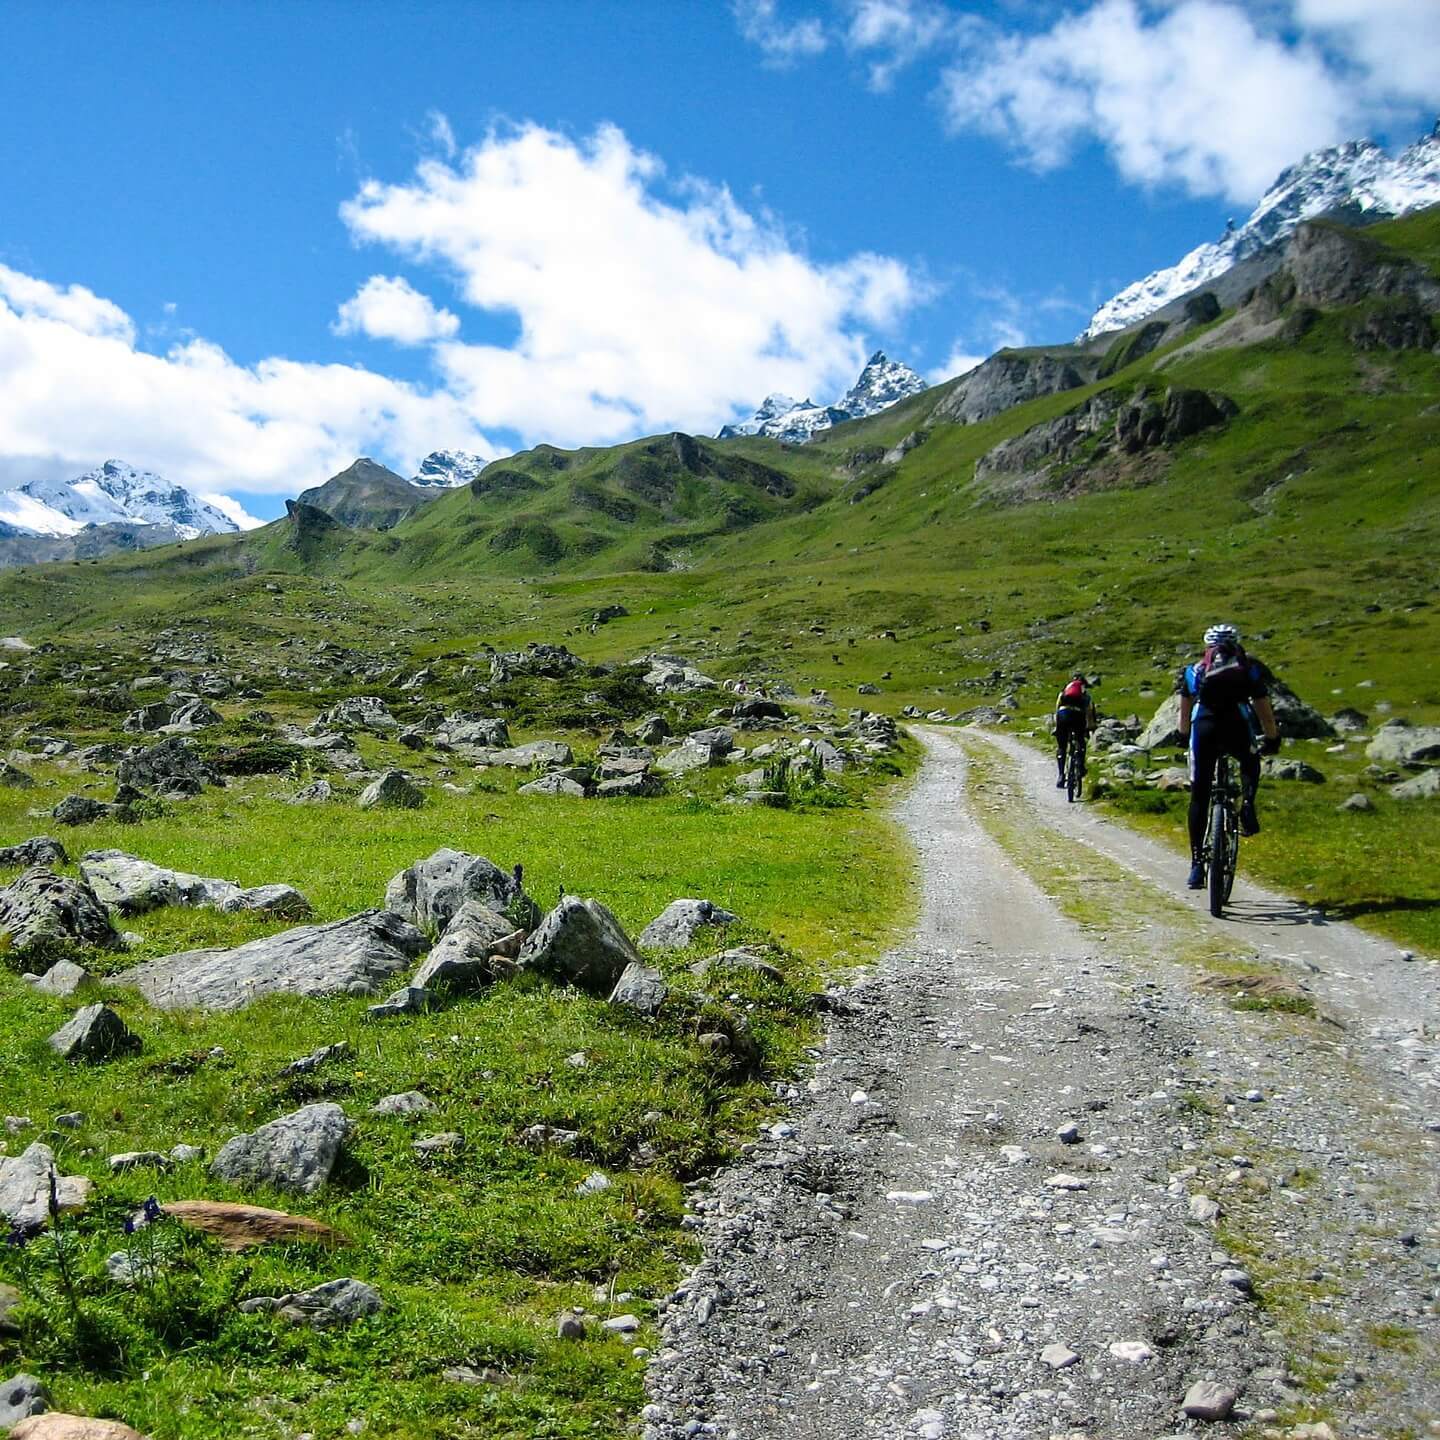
[1085, 694, 1097, 731]
[1178, 691, 1193, 740]
[1251, 695, 1279, 741]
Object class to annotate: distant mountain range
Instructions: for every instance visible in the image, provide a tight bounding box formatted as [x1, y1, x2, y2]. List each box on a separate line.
[720, 351, 928, 443]
[0, 460, 241, 540]
[1082, 121, 1440, 339]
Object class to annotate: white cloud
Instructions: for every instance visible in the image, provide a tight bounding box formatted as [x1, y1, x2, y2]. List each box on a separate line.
[733, 0, 829, 65]
[940, 0, 1360, 203]
[927, 344, 985, 383]
[197, 491, 265, 530]
[845, 0, 953, 90]
[341, 121, 926, 444]
[1294, 0, 1440, 105]
[426, 109, 458, 159]
[0, 268, 494, 499]
[334, 274, 460, 344]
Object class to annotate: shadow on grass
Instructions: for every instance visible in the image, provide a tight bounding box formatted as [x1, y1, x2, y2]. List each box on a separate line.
[1309, 896, 1440, 924]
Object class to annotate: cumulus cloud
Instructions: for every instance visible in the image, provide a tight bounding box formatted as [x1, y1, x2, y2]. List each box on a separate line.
[927, 344, 985, 383]
[937, 0, 1440, 203]
[334, 274, 460, 344]
[845, 0, 954, 90]
[0, 266, 494, 498]
[733, 0, 828, 65]
[197, 491, 265, 530]
[341, 121, 926, 444]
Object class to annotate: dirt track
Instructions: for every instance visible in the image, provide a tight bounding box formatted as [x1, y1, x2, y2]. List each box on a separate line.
[642, 728, 1440, 1440]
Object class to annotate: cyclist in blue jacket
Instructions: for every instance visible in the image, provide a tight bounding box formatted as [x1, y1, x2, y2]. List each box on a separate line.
[1176, 623, 1281, 889]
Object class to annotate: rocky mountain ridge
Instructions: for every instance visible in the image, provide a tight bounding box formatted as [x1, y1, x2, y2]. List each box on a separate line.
[0, 460, 240, 540]
[720, 351, 927, 443]
[410, 450, 487, 489]
[1082, 122, 1440, 339]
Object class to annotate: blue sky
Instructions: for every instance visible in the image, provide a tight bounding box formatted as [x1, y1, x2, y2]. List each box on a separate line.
[0, 0, 1435, 522]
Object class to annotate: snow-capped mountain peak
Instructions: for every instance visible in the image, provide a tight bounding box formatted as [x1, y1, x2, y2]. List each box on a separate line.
[1082, 121, 1440, 340]
[411, 449, 487, 488]
[0, 460, 241, 540]
[719, 353, 927, 444]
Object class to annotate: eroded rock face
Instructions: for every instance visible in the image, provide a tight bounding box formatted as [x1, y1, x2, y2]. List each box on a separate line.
[120, 910, 426, 1011]
[210, 1104, 351, 1195]
[517, 896, 642, 996]
[1287, 219, 1440, 310]
[385, 849, 539, 934]
[0, 868, 120, 956]
[933, 350, 1101, 426]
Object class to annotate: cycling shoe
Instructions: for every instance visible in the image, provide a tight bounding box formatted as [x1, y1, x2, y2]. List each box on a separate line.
[1240, 801, 1260, 837]
[1187, 861, 1205, 889]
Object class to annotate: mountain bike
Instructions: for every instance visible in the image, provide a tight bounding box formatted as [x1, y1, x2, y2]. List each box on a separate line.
[1202, 751, 1242, 917]
[1065, 731, 1087, 803]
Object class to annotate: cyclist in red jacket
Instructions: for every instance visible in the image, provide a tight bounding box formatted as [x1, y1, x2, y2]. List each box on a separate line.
[1054, 673, 1096, 788]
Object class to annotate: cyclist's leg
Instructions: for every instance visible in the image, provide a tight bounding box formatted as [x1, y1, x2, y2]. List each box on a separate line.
[1055, 712, 1070, 785]
[1233, 724, 1262, 834]
[1188, 716, 1218, 868]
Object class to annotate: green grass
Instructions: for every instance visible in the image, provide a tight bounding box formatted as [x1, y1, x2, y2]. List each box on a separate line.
[0, 750, 914, 1438]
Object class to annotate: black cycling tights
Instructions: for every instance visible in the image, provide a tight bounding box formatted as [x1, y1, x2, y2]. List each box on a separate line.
[1187, 714, 1260, 858]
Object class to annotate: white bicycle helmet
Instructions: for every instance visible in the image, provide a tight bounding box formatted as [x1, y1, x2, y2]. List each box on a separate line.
[1203, 623, 1240, 647]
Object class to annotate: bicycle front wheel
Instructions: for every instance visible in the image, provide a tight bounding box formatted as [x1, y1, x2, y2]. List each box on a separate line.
[1208, 797, 1228, 918]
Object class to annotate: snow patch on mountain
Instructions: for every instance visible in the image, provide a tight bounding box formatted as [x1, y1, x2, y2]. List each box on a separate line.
[411, 450, 487, 488]
[719, 352, 928, 444]
[0, 460, 244, 540]
[1082, 123, 1440, 341]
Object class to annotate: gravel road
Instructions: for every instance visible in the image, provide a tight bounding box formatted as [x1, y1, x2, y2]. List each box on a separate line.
[642, 728, 1439, 1440]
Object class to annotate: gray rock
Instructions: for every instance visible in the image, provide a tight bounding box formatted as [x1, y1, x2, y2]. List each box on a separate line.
[0, 1374, 48, 1428]
[116, 735, 220, 795]
[634, 714, 671, 745]
[385, 848, 538, 933]
[48, 1004, 141, 1063]
[517, 896, 643, 995]
[517, 773, 587, 798]
[1366, 724, 1440, 766]
[0, 837, 67, 869]
[1392, 768, 1440, 800]
[123, 701, 173, 734]
[211, 1103, 351, 1195]
[411, 901, 523, 991]
[121, 909, 426, 1011]
[608, 962, 668, 1016]
[413, 1131, 463, 1156]
[220, 883, 313, 919]
[278, 1042, 350, 1077]
[1338, 792, 1374, 812]
[595, 772, 662, 798]
[1181, 1380, 1238, 1420]
[30, 960, 93, 998]
[655, 741, 715, 775]
[287, 779, 333, 804]
[242, 1276, 382, 1328]
[436, 715, 510, 749]
[1188, 1193, 1221, 1224]
[1331, 706, 1369, 732]
[691, 947, 784, 983]
[0, 761, 35, 789]
[1138, 694, 1185, 750]
[638, 898, 740, 951]
[556, 1309, 587, 1340]
[365, 985, 435, 1019]
[0, 867, 120, 956]
[370, 1091, 436, 1117]
[170, 1144, 204, 1163]
[472, 739, 575, 769]
[51, 795, 116, 826]
[1040, 1343, 1079, 1369]
[357, 769, 424, 810]
[1267, 679, 1334, 739]
[319, 696, 398, 732]
[80, 850, 237, 914]
[0, 1283, 20, 1336]
[1262, 758, 1325, 783]
[108, 1151, 171, 1172]
[0, 1144, 92, 1229]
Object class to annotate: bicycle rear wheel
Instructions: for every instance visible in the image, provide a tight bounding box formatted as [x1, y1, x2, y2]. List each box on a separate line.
[1066, 743, 1083, 802]
[1208, 761, 1229, 918]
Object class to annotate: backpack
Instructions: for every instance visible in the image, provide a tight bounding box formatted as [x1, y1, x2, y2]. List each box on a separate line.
[1197, 644, 1250, 708]
[1061, 679, 1086, 704]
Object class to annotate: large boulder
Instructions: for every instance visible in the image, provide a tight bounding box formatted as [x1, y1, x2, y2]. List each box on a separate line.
[28, 960, 93, 998]
[1392, 768, 1440, 800]
[471, 740, 574, 769]
[318, 696, 398, 732]
[1367, 724, 1440, 766]
[655, 740, 718, 775]
[385, 849, 539, 934]
[1138, 693, 1184, 750]
[436, 715, 510, 750]
[51, 796, 118, 827]
[411, 901, 523, 992]
[516, 897, 643, 995]
[80, 850, 311, 918]
[47, 1004, 141, 1063]
[120, 910, 426, 1011]
[0, 1376, 48, 1430]
[357, 770, 424, 810]
[517, 774, 586, 798]
[0, 867, 120, 956]
[608, 962, 668, 1016]
[116, 736, 220, 797]
[0, 761, 35, 789]
[0, 1144, 92, 1230]
[1268, 680, 1334, 740]
[638, 898, 740, 951]
[211, 1103, 351, 1195]
[122, 702, 172, 734]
